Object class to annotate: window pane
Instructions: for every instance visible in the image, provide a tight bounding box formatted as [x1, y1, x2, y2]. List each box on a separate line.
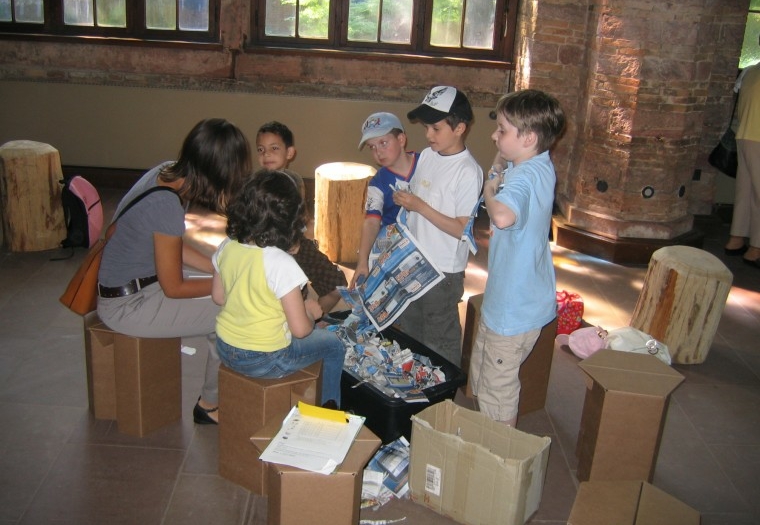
[179, 0, 209, 31]
[97, 0, 126, 28]
[266, 0, 296, 37]
[64, 0, 94, 26]
[740, 12, 760, 68]
[147, 0, 176, 30]
[462, 0, 495, 49]
[15, 0, 44, 23]
[431, 0, 462, 48]
[298, 0, 329, 39]
[348, 0, 379, 42]
[0, 0, 11, 21]
[380, 0, 412, 44]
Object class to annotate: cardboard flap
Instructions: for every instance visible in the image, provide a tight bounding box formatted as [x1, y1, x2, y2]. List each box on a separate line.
[636, 482, 701, 525]
[579, 350, 684, 397]
[568, 480, 642, 524]
[568, 481, 701, 525]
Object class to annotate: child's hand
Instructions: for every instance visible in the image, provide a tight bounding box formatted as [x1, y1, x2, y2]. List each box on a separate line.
[349, 265, 369, 289]
[484, 174, 503, 197]
[392, 189, 422, 212]
[304, 298, 323, 323]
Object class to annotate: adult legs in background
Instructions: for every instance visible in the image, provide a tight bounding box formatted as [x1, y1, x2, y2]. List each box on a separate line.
[728, 139, 760, 263]
[97, 283, 222, 412]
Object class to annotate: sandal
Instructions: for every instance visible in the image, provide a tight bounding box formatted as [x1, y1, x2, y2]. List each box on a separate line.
[193, 397, 218, 425]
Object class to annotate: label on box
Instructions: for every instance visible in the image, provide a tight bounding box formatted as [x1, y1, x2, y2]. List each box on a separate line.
[424, 464, 442, 496]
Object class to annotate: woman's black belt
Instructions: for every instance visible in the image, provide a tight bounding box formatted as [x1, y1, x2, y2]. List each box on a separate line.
[98, 276, 158, 298]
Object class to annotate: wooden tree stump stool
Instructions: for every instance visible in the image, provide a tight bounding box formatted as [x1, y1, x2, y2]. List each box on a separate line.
[630, 246, 732, 364]
[314, 162, 376, 264]
[0, 140, 66, 252]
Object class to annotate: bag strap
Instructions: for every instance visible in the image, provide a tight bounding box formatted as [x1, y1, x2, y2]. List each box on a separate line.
[105, 186, 178, 239]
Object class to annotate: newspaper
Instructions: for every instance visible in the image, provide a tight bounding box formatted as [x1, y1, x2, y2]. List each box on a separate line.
[355, 209, 444, 331]
[345, 202, 482, 333]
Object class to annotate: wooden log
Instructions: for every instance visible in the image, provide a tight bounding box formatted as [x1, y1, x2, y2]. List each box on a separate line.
[630, 246, 732, 364]
[0, 140, 66, 252]
[314, 162, 375, 264]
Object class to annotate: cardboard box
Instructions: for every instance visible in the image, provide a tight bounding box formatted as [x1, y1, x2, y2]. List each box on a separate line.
[409, 400, 551, 525]
[461, 293, 557, 415]
[576, 350, 684, 482]
[84, 312, 117, 420]
[568, 480, 700, 524]
[218, 363, 321, 494]
[251, 419, 381, 525]
[84, 312, 181, 437]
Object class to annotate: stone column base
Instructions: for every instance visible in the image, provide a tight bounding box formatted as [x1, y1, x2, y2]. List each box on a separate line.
[552, 214, 704, 265]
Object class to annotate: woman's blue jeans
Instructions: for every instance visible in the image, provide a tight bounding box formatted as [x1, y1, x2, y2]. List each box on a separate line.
[216, 328, 345, 406]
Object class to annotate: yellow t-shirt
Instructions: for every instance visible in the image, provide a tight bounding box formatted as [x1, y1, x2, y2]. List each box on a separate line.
[737, 64, 760, 143]
[213, 238, 308, 351]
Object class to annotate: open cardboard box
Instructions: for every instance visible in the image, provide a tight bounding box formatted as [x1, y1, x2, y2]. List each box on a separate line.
[409, 400, 551, 525]
[251, 418, 381, 525]
[568, 480, 700, 524]
[576, 350, 684, 482]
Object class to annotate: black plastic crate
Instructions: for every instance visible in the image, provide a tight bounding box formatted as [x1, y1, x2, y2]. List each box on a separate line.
[340, 325, 466, 444]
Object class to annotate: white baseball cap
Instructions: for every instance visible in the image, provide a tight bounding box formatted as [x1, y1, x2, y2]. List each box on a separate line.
[407, 86, 473, 124]
[359, 112, 404, 149]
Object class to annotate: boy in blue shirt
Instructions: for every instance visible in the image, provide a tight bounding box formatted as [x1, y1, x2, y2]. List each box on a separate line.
[351, 112, 419, 287]
[470, 89, 565, 426]
[392, 86, 483, 365]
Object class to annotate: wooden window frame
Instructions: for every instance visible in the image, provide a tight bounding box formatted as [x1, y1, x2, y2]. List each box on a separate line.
[251, 0, 518, 64]
[0, 1, 221, 44]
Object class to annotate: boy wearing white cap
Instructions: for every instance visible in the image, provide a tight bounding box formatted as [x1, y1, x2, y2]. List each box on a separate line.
[392, 86, 483, 365]
[351, 112, 419, 287]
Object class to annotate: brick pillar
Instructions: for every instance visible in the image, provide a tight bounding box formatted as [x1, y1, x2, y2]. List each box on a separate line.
[519, 0, 747, 263]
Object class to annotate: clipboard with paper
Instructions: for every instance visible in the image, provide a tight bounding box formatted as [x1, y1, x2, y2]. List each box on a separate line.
[258, 402, 366, 475]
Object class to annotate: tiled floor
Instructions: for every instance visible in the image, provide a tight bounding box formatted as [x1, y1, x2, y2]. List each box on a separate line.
[0, 187, 759, 525]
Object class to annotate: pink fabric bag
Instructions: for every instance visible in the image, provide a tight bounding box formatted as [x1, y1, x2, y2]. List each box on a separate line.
[556, 326, 608, 359]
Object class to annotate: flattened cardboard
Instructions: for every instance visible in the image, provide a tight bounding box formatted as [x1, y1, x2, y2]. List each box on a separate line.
[409, 400, 551, 525]
[568, 480, 700, 525]
[251, 419, 381, 525]
[576, 350, 684, 482]
[461, 293, 556, 415]
[84, 312, 181, 437]
[218, 363, 321, 495]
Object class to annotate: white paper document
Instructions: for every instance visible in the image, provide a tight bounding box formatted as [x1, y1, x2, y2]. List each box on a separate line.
[258, 404, 366, 475]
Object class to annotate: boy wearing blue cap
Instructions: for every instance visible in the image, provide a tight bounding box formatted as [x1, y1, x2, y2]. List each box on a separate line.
[392, 86, 483, 365]
[351, 112, 419, 287]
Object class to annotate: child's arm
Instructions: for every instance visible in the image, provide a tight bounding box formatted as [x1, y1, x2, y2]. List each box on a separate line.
[483, 175, 516, 229]
[393, 190, 468, 238]
[350, 216, 382, 288]
[281, 287, 320, 338]
[211, 270, 225, 306]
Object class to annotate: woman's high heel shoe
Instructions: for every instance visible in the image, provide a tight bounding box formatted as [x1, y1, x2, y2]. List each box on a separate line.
[193, 397, 218, 425]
